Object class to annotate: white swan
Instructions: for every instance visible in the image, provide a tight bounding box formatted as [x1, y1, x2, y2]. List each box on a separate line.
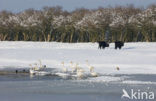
[88, 66, 98, 77]
[90, 67, 98, 77]
[90, 72, 98, 77]
[76, 67, 85, 78]
[38, 59, 42, 68]
[55, 72, 70, 78]
[86, 60, 98, 77]
[70, 63, 85, 78]
[54, 62, 70, 78]
[35, 71, 50, 76]
[89, 66, 94, 72]
[29, 60, 49, 76]
[75, 64, 85, 78]
[38, 59, 46, 70]
[86, 60, 93, 72]
[29, 64, 35, 74]
[34, 63, 40, 70]
[29, 63, 40, 74]
[75, 63, 79, 72]
[70, 61, 77, 73]
[61, 62, 68, 73]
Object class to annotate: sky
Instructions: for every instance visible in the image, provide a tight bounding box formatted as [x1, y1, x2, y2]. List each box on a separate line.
[0, 0, 156, 12]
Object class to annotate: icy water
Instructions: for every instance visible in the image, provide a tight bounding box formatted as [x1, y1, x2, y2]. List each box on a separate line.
[0, 74, 156, 101]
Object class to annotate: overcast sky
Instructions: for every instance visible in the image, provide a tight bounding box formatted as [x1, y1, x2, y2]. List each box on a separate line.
[0, 0, 156, 12]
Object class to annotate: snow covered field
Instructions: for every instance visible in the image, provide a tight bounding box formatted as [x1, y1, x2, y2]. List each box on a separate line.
[0, 41, 156, 75]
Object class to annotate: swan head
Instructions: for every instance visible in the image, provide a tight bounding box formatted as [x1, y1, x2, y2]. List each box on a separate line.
[70, 61, 74, 67]
[61, 62, 65, 67]
[61, 62, 64, 64]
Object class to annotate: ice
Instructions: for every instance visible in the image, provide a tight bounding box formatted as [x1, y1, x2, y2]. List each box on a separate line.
[122, 80, 156, 85]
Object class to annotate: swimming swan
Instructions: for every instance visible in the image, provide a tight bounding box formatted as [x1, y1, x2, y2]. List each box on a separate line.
[86, 60, 98, 77]
[61, 62, 68, 73]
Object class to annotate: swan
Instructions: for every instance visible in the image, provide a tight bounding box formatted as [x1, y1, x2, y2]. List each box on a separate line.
[75, 63, 79, 72]
[70, 63, 85, 78]
[29, 61, 49, 76]
[33, 63, 40, 71]
[89, 66, 94, 72]
[36, 71, 50, 76]
[29, 64, 35, 74]
[76, 67, 85, 78]
[61, 62, 68, 73]
[29, 63, 39, 74]
[55, 72, 70, 78]
[38, 59, 42, 68]
[70, 61, 77, 73]
[75, 64, 85, 78]
[89, 66, 98, 77]
[38, 59, 46, 70]
[70, 63, 79, 73]
[70, 61, 78, 73]
[90, 71, 98, 77]
[86, 60, 98, 77]
[86, 60, 94, 72]
[75, 63, 85, 72]
[88, 66, 98, 77]
[54, 62, 70, 78]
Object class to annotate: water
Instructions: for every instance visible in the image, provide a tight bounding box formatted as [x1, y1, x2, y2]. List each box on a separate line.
[0, 74, 156, 101]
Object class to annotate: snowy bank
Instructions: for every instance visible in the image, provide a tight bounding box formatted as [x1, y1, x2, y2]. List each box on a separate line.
[0, 41, 156, 75]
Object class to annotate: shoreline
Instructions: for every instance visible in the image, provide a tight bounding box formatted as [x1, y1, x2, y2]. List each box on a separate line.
[0, 70, 29, 75]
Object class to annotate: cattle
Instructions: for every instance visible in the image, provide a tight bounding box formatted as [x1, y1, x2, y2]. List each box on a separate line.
[15, 70, 18, 74]
[98, 41, 109, 49]
[115, 41, 124, 49]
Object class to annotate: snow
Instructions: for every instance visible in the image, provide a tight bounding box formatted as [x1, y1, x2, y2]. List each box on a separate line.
[0, 41, 156, 75]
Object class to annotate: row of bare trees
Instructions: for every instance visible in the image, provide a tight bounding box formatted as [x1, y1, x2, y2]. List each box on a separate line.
[0, 5, 156, 42]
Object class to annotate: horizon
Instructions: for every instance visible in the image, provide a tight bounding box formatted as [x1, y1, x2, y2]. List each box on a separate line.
[0, 0, 156, 13]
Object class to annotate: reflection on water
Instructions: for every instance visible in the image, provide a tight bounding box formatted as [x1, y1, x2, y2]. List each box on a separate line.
[0, 74, 156, 101]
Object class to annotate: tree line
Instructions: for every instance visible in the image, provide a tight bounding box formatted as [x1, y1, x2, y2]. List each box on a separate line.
[0, 5, 156, 42]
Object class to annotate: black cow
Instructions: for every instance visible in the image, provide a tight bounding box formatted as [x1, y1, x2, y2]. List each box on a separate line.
[115, 41, 124, 49]
[98, 41, 109, 49]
